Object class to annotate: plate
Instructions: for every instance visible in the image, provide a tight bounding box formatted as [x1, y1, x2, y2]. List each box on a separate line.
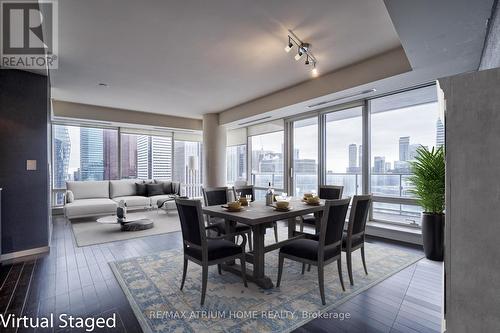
[272, 205, 293, 212]
[303, 201, 320, 206]
[221, 205, 244, 212]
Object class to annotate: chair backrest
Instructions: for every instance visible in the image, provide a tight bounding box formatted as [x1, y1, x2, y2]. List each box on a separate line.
[347, 194, 372, 237]
[233, 185, 255, 202]
[175, 198, 206, 249]
[319, 198, 351, 250]
[319, 185, 344, 200]
[202, 187, 228, 206]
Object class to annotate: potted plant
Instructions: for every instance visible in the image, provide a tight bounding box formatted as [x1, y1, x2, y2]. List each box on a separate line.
[409, 146, 445, 261]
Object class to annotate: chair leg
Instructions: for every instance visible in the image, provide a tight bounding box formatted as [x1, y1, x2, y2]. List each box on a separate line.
[300, 218, 304, 232]
[361, 246, 368, 275]
[301, 263, 305, 275]
[180, 258, 188, 291]
[274, 223, 278, 242]
[318, 264, 326, 305]
[276, 253, 285, 287]
[200, 265, 208, 306]
[307, 264, 311, 272]
[247, 231, 253, 251]
[217, 264, 222, 275]
[346, 251, 354, 286]
[337, 258, 345, 291]
[240, 256, 248, 288]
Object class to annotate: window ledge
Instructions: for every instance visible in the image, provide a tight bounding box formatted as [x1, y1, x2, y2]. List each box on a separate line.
[366, 221, 422, 245]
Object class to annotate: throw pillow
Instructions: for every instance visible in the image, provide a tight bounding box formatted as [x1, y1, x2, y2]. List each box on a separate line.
[155, 180, 172, 194]
[66, 190, 74, 203]
[146, 183, 164, 197]
[136, 183, 147, 196]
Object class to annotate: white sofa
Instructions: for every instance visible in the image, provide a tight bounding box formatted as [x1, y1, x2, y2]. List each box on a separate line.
[64, 179, 180, 219]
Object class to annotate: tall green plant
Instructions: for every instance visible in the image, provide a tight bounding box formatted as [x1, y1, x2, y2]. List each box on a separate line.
[408, 146, 445, 214]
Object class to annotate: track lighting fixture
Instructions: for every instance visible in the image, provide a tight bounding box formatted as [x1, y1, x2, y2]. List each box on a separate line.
[284, 29, 318, 76]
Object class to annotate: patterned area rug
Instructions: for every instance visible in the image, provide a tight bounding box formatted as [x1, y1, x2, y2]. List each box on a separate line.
[110, 231, 423, 333]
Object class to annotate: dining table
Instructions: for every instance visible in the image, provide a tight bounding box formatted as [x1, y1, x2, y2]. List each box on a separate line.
[202, 198, 325, 289]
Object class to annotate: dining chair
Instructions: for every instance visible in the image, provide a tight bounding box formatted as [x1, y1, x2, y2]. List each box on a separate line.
[176, 198, 248, 305]
[299, 185, 344, 232]
[233, 185, 279, 243]
[343, 194, 372, 285]
[277, 198, 351, 305]
[202, 186, 253, 251]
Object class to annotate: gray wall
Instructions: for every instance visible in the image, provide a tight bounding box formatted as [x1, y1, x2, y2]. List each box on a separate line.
[0, 70, 50, 255]
[480, 0, 500, 70]
[439, 67, 500, 332]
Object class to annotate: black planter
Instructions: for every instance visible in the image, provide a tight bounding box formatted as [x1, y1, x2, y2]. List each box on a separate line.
[421, 213, 444, 261]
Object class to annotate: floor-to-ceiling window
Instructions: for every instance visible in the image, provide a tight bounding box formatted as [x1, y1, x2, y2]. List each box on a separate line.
[291, 117, 318, 197]
[369, 85, 441, 225]
[325, 106, 363, 198]
[249, 121, 284, 199]
[120, 132, 172, 180]
[52, 124, 119, 205]
[173, 138, 203, 197]
[226, 145, 247, 185]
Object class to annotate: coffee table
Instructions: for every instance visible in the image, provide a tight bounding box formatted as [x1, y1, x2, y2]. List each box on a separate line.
[97, 214, 154, 231]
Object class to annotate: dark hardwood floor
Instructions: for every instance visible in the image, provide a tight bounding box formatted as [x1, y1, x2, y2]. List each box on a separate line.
[0, 216, 443, 333]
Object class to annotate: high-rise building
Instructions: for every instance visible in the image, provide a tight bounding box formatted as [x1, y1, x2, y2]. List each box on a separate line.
[53, 126, 71, 188]
[103, 129, 119, 180]
[151, 136, 172, 179]
[137, 135, 150, 179]
[121, 134, 138, 179]
[80, 128, 104, 180]
[436, 117, 444, 147]
[347, 144, 360, 173]
[399, 136, 410, 161]
[348, 144, 357, 168]
[358, 144, 363, 169]
[136, 135, 173, 179]
[373, 156, 386, 173]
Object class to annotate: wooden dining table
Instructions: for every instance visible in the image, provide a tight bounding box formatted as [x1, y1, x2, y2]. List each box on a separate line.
[202, 198, 325, 289]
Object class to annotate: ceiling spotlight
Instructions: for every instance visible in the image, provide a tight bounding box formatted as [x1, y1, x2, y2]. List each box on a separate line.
[294, 50, 303, 61]
[284, 37, 293, 53]
[98, 83, 109, 87]
[311, 65, 318, 77]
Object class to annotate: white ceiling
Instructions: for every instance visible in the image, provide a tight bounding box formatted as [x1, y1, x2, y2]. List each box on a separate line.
[222, 0, 495, 127]
[50, 0, 402, 119]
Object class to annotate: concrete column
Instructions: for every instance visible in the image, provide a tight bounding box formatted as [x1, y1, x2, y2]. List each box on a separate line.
[202, 113, 227, 187]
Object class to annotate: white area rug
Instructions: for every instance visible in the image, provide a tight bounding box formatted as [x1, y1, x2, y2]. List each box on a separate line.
[71, 211, 181, 246]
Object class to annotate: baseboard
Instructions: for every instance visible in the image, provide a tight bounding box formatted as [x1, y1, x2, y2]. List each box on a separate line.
[366, 222, 422, 245]
[1, 246, 50, 262]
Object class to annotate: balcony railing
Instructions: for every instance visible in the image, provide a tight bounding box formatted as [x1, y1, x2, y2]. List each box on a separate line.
[250, 171, 422, 226]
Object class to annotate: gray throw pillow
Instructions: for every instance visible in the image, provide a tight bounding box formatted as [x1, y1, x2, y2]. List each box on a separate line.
[136, 183, 147, 196]
[146, 183, 164, 197]
[66, 190, 74, 203]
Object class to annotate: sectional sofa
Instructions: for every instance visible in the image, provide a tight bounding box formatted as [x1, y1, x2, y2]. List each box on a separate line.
[64, 179, 180, 219]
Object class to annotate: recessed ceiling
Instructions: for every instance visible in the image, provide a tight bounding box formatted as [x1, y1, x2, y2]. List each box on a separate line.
[50, 0, 401, 119]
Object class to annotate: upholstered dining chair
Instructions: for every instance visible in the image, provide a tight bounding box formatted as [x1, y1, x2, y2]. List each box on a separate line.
[202, 186, 253, 251]
[299, 185, 344, 232]
[232, 185, 279, 243]
[277, 198, 351, 305]
[343, 194, 372, 286]
[176, 198, 248, 305]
